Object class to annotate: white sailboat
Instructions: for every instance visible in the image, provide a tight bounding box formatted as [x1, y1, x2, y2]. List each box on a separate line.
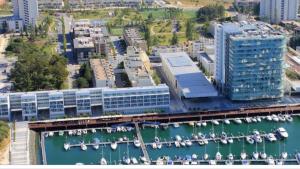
[64, 143, 70, 151]
[260, 139, 267, 159]
[240, 137, 247, 160]
[100, 145, 107, 165]
[252, 142, 259, 160]
[203, 144, 209, 160]
[111, 141, 118, 150]
[80, 141, 87, 151]
[281, 143, 288, 159]
[215, 143, 222, 160]
[134, 137, 141, 148]
[123, 142, 131, 165]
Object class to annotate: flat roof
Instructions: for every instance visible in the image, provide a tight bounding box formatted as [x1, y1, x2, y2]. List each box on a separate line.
[160, 52, 218, 98]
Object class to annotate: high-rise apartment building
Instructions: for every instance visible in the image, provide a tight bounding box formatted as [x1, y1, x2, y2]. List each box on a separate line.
[215, 21, 286, 100]
[260, 0, 299, 24]
[13, 0, 38, 27]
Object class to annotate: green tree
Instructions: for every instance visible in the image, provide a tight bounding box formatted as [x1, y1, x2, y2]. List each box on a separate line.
[61, 16, 67, 54]
[171, 32, 178, 45]
[197, 4, 225, 22]
[76, 77, 89, 88]
[185, 19, 194, 41]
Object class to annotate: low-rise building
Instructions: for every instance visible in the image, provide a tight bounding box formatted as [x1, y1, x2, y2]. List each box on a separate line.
[90, 59, 115, 88]
[38, 0, 64, 10]
[0, 85, 170, 120]
[124, 28, 147, 51]
[68, 0, 143, 9]
[72, 19, 110, 63]
[124, 46, 154, 87]
[160, 52, 218, 99]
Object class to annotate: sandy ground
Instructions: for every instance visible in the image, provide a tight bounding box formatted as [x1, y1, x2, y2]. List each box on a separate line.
[0, 138, 10, 165]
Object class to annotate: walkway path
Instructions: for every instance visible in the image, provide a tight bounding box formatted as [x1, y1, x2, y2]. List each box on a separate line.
[134, 122, 150, 162]
[10, 121, 29, 165]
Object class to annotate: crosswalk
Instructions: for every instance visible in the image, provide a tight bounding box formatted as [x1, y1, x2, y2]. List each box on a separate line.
[10, 121, 29, 165]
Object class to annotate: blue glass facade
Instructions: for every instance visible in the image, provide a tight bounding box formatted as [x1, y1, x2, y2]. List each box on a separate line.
[225, 36, 285, 100]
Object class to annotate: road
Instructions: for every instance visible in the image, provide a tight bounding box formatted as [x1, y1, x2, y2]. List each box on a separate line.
[56, 13, 80, 88]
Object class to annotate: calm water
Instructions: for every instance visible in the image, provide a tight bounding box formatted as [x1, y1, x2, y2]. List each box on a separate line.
[43, 115, 300, 165]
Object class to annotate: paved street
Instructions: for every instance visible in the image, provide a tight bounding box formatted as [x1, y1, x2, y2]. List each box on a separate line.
[10, 121, 29, 165]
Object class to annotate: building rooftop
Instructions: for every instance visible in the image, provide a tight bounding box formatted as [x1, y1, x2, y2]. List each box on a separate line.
[221, 21, 285, 40]
[160, 52, 218, 98]
[90, 59, 114, 81]
[73, 37, 94, 48]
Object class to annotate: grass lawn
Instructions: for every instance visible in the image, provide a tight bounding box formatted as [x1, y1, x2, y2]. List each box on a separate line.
[110, 27, 123, 36]
[165, 0, 234, 8]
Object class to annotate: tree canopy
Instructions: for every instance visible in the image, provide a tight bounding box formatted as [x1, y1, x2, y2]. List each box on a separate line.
[197, 4, 225, 22]
[7, 38, 68, 92]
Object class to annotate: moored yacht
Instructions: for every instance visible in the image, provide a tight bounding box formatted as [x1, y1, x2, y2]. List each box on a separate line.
[266, 133, 277, 142]
[260, 152, 267, 159]
[234, 118, 242, 124]
[134, 138, 141, 148]
[111, 142, 118, 150]
[49, 131, 54, 137]
[212, 120, 219, 125]
[215, 152, 222, 161]
[281, 152, 288, 159]
[276, 127, 288, 138]
[59, 131, 64, 136]
[278, 114, 286, 122]
[240, 152, 247, 160]
[131, 157, 138, 165]
[224, 119, 230, 125]
[123, 156, 131, 165]
[100, 158, 107, 165]
[64, 143, 70, 151]
[272, 114, 279, 122]
[173, 123, 180, 128]
[285, 114, 293, 122]
[184, 139, 193, 146]
[91, 129, 96, 133]
[252, 151, 259, 160]
[203, 153, 209, 160]
[266, 115, 272, 121]
[227, 153, 234, 160]
[202, 121, 207, 127]
[80, 142, 87, 151]
[266, 156, 275, 165]
[246, 136, 254, 144]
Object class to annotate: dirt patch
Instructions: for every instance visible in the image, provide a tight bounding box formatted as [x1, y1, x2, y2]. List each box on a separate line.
[0, 137, 10, 165]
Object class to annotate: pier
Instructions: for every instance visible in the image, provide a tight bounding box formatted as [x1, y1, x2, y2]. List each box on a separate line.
[40, 132, 47, 165]
[28, 104, 300, 131]
[134, 122, 150, 162]
[68, 140, 134, 148]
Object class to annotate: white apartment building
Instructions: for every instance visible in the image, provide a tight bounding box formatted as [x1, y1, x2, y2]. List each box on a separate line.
[0, 85, 170, 120]
[90, 59, 115, 88]
[13, 0, 39, 27]
[260, 0, 299, 24]
[38, 0, 64, 10]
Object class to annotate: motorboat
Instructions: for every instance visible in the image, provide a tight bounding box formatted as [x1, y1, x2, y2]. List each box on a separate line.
[188, 122, 195, 126]
[100, 158, 107, 165]
[272, 114, 279, 122]
[152, 142, 157, 149]
[256, 117, 262, 122]
[246, 136, 254, 144]
[252, 117, 257, 123]
[220, 132, 228, 144]
[198, 132, 205, 139]
[196, 122, 201, 127]
[173, 123, 180, 128]
[59, 131, 64, 136]
[68, 130, 73, 136]
[245, 117, 252, 123]
[275, 159, 284, 165]
[281, 152, 288, 159]
[266, 133, 277, 142]
[185, 139, 193, 146]
[276, 127, 288, 138]
[106, 128, 112, 133]
[209, 160, 216, 165]
[285, 115, 293, 122]
[234, 118, 242, 124]
[64, 143, 70, 151]
[49, 132, 54, 137]
[252, 130, 263, 143]
[192, 134, 198, 140]
[212, 120, 219, 125]
[156, 157, 164, 165]
[227, 153, 234, 160]
[260, 152, 267, 159]
[240, 152, 247, 160]
[157, 142, 162, 149]
[295, 153, 300, 164]
[278, 114, 286, 122]
[202, 121, 207, 127]
[154, 136, 160, 143]
[266, 156, 275, 165]
[134, 138, 141, 148]
[225, 160, 233, 165]
[215, 152, 222, 160]
[77, 130, 82, 136]
[192, 154, 198, 160]
[224, 119, 230, 125]
[175, 141, 180, 148]
[131, 157, 138, 165]
[82, 129, 88, 134]
[228, 137, 234, 144]
[140, 156, 147, 163]
[198, 140, 205, 146]
[118, 137, 123, 142]
[252, 151, 259, 160]
[161, 123, 169, 130]
[175, 135, 182, 142]
[123, 156, 131, 165]
[209, 132, 216, 139]
[123, 136, 128, 141]
[91, 129, 96, 133]
[111, 142, 118, 150]
[80, 142, 87, 151]
[93, 144, 99, 150]
[44, 132, 49, 138]
[204, 153, 209, 160]
[180, 141, 186, 147]
[203, 139, 209, 145]
[266, 115, 272, 121]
